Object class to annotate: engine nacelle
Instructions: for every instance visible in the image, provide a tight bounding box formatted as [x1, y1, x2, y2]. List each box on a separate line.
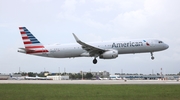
[99, 50, 118, 59]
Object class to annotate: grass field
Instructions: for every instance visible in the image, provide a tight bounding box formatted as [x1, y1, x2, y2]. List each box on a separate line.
[0, 84, 180, 100]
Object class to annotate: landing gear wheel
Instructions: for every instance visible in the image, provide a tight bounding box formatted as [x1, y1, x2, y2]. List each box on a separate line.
[151, 56, 155, 60]
[93, 59, 97, 64]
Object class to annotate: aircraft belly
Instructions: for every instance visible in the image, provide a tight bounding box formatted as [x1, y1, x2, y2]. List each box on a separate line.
[118, 48, 132, 54]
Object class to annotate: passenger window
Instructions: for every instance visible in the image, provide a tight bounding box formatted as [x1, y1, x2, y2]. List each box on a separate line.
[158, 41, 163, 43]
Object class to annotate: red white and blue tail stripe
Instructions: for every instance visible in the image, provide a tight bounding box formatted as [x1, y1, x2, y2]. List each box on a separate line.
[19, 27, 48, 54]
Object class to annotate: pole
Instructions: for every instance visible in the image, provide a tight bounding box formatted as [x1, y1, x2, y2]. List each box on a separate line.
[59, 67, 60, 80]
[82, 71, 83, 80]
[59, 67, 60, 75]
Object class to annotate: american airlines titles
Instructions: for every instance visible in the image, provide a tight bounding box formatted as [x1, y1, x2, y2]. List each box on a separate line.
[112, 41, 143, 48]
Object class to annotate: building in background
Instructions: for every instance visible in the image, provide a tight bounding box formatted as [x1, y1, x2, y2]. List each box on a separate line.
[81, 71, 110, 79]
[0, 74, 9, 80]
[47, 75, 69, 80]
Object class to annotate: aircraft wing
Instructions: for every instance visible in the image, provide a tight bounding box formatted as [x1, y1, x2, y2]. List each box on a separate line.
[72, 33, 106, 56]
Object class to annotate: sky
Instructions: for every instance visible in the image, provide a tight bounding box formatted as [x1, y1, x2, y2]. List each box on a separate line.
[0, 0, 180, 74]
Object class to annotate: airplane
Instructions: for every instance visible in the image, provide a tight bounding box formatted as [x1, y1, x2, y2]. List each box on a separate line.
[11, 75, 25, 80]
[25, 75, 36, 80]
[25, 75, 51, 80]
[35, 75, 52, 80]
[18, 27, 169, 64]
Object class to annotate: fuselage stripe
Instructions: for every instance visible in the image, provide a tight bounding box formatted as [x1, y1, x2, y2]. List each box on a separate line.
[25, 46, 45, 49]
[26, 50, 49, 54]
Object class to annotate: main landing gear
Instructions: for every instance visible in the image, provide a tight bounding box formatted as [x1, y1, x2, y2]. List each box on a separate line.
[150, 52, 155, 60]
[93, 58, 97, 64]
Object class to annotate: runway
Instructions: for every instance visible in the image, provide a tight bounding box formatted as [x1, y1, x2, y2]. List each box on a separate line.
[0, 80, 180, 84]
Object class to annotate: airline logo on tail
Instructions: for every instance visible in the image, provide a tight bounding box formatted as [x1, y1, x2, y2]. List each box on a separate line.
[19, 27, 48, 54]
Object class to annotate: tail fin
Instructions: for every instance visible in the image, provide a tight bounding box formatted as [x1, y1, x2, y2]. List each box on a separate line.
[19, 27, 48, 54]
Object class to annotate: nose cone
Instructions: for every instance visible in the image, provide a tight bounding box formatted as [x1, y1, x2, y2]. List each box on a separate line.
[164, 44, 169, 49]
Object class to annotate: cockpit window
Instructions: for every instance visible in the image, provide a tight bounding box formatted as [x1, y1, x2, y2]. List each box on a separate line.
[158, 41, 163, 43]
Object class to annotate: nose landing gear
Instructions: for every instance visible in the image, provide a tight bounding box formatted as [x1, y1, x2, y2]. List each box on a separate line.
[151, 52, 155, 60]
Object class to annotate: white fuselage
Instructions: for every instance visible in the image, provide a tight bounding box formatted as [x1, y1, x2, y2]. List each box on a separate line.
[28, 39, 168, 58]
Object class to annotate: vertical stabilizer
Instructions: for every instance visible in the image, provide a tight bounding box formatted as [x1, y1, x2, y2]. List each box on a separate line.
[19, 27, 48, 54]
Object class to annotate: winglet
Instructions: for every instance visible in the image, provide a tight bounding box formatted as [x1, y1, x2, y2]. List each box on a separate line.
[72, 33, 81, 43]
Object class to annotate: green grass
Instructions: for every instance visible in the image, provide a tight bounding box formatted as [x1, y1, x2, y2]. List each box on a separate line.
[0, 84, 180, 100]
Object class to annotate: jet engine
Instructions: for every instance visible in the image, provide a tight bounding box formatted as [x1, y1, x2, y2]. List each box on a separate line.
[99, 50, 118, 59]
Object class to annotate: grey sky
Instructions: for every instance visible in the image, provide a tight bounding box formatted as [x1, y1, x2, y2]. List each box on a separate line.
[0, 0, 180, 74]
